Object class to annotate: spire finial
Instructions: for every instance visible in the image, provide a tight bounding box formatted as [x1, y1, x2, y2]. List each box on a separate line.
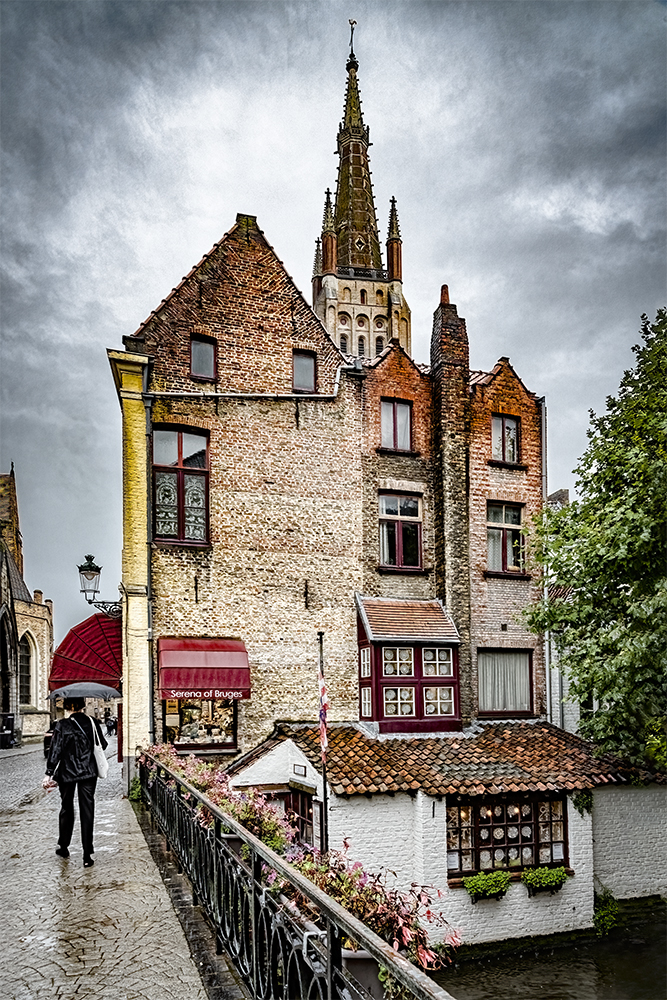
[322, 188, 335, 233]
[387, 196, 401, 240]
[347, 19, 358, 71]
[312, 238, 322, 277]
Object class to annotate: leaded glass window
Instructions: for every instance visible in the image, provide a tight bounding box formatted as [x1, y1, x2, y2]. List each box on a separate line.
[153, 428, 208, 543]
[19, 636, 31, 704]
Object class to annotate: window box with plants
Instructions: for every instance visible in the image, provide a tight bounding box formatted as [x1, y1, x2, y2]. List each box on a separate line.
[520, 866, 570, 898]
[462, 870, 511, 903]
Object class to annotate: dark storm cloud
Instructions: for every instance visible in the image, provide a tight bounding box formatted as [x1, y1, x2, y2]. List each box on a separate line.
[1, 0, 664, 639]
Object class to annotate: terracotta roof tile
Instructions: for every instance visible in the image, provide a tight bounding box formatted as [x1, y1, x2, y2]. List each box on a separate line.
[356, 595, 460, 644]
[254, 721, 662, 797]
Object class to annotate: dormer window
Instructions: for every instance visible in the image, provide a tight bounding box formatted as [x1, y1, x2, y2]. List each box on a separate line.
[358, 643, 459, 731]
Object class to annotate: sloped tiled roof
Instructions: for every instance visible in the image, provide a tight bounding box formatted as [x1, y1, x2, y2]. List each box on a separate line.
[356, 595, 460, 644]
[240, 721, 660, 797]
[5, 546, 31, 603]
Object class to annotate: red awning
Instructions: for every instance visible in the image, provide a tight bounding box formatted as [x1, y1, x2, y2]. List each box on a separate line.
[49, 614, 122, 691]
[158, 638, 251, 700]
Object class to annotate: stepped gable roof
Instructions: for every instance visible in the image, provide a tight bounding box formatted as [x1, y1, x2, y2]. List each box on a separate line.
[356, 595, 460, 644]
[247, 721, 660, 797]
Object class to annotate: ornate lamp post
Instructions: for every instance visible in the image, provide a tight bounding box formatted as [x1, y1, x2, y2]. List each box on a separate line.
[77, 555, 122, 619]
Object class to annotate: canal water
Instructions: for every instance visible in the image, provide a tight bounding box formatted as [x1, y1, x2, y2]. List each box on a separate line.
[433, 913, 666, 1000]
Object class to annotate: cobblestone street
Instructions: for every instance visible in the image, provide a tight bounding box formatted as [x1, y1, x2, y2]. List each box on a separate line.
[0, 741, 231, 1000]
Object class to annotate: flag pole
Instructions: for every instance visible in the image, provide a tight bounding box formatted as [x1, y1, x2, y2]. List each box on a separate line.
[317, 630, 329, 854]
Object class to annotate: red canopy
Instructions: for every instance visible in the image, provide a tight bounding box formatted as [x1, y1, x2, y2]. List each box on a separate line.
[49, 613, 122, 691]
[158, 638, 251, 699]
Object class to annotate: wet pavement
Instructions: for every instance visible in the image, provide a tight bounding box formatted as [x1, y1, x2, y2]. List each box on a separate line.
[0, 739, 239, 1000]
[0, 742, 50, 811]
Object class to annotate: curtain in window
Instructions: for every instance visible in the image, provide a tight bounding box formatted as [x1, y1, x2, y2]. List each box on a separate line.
[478, 650, 530, 712]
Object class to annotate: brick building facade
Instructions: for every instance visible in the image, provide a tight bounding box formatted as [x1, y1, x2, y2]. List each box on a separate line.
[110, 45, 545, 777]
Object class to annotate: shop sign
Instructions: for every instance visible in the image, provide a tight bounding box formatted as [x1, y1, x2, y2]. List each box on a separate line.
[163, 689, 246, 700]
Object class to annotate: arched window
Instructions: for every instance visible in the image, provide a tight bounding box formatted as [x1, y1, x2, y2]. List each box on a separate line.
[358, 337, 366, 358]
[340, 334, 348, 354]
[376, 290, 384, 305]
[19, 636, 31, 704]
[360, 289, 367, 305]
[376, 337, 384, 356]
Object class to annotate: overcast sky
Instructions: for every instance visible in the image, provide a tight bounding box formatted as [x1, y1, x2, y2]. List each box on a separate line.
[1, 0, 665, 643]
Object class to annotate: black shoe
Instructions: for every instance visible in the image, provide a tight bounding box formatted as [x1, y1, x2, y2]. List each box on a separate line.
[55, 846, 69, 859]
[83, 856, 94, 868]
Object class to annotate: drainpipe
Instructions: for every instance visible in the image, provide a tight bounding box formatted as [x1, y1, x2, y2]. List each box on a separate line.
[143, 364, 155, 745]
[537, 396, 552, 725]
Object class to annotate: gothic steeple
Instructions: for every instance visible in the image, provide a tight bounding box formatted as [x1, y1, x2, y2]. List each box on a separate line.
[333, 40, 382, 272]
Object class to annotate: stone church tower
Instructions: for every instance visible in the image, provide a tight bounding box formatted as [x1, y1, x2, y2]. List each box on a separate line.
[312, 43, 411, 357]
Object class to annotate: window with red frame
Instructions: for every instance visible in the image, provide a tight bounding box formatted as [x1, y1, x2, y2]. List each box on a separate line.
[379, 494, 421, 568]
[153, 428, 208, 543]
[446, 796, 567, 876]
[487, 502, 523, 573]
[358, 644, 458, 727]
[380, 399, 412, 451]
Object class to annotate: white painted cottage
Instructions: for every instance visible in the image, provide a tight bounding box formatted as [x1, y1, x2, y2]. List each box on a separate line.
[227, 720, 666, 946]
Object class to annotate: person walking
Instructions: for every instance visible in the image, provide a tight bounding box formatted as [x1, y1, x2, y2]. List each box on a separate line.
[43, 697, 108, 867]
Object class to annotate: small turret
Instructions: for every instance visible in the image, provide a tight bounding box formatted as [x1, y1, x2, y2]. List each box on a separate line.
[386, 197, 402, 282]
[321, 189, 337, 275]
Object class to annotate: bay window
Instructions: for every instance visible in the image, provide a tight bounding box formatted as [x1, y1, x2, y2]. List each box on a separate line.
[447, 796, 567, 876]
[478, 649, 532, 714]
[379, 494, 422, 568]
[153, 427, 208, 543]
[358, 644, 459, 730]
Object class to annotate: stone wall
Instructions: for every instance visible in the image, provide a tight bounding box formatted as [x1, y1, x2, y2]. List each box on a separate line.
[15, 592, 53, 735]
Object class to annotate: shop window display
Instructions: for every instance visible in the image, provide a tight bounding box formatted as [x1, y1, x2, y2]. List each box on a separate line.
[164, 698, 237, 749]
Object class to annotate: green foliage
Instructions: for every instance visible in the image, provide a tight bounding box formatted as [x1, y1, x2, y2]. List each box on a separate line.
[593, 888, 619, 937]
[128, 775, 142, 802]
[572, 789, 593, 817]
[520, 866, 569, 895]
[525, 310, 667, 765]
[462, 870, 511, 901]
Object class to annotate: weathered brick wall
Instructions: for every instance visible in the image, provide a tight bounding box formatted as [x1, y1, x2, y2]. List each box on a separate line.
[592, 785, 667, 898]
[468, 360, 546, 715]
[430, 291, 472, 719]
[134, 215, 342, 397]
[359, 348, 435, 598]
[150, 382, 365, 752]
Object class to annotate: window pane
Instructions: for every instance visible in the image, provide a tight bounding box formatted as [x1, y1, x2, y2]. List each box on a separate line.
[340, 334, 348, 354]
[383, 648, 398, 676]
[401, 522, 420, 566]
[397, 648, 414, 676]
[380, 495, 398, 516]
[182, 432, 207, 469]
[395, 403, 411, 450]
[358, 337, 365, 357]
[360, 647, 371, 678]
[504, 506, 521, 525]
[424, 686, 454, 716]
[19, 637, 31, 703]
[375, 337, 384, 356]
[380, 521, 397, 565]
[361, 688, 372, 717]
[492, 416, 503, 460]
[293, 353, 316, 391]
[487, 528, 503, 571]
[478, 650, 530, 712]
[184, 474, 207, 541]
[487, 503, 504, 524]
[191, 339, 215, 378]
[506, 528, 522, 569]
[383, 687, 415, 716]
[399, 496, 419, 518]
[381, 401, 395, 448]
[153, 430, 179, 466]
[504, 418, 518, 463]
[155, 471, 178, 536]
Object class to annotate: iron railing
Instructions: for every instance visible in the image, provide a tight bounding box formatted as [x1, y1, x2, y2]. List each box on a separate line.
[139, 753, 456, 1000]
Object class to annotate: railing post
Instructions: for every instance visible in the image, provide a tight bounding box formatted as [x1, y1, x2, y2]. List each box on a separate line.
[250, 847, 262, 998]
[327, 919, 342, 1000]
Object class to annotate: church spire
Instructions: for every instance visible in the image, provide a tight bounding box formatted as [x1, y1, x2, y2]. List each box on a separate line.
[386, 196, 403, 282]
[333, 29, 382, 272]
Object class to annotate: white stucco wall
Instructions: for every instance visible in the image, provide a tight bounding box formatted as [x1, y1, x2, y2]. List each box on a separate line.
[328, 791, 418, 886]
[592, 784, 667, 899]
[229, 740, 324, 799]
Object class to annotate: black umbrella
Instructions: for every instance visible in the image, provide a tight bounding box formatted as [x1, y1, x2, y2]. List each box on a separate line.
[49, 682, 121, 701]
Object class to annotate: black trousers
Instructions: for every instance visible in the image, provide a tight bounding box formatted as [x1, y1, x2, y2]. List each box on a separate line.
[58, 777, 97, 856]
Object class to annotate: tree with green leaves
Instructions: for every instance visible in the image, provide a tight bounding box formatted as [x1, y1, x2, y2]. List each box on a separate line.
[525, 310, 667, 767]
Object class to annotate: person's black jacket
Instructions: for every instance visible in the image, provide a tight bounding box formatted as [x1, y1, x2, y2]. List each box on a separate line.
[46, 714, 108, 783]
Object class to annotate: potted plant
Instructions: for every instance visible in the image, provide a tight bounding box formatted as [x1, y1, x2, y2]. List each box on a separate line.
[462, 870, 511, 903]
[520, 866, 569, 897]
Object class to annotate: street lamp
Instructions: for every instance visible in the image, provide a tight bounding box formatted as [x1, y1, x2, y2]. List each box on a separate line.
[77, 555, 121, 619]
